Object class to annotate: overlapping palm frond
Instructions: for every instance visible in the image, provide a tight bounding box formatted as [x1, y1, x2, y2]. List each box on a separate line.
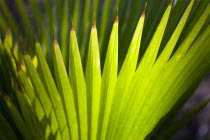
[0, 0, 210, 140]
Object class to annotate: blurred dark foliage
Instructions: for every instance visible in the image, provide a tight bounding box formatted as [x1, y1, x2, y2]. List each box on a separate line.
[172, 74, 210, 140]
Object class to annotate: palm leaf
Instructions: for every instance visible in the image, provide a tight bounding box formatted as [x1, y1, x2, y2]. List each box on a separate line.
[0, 0, 210, 140]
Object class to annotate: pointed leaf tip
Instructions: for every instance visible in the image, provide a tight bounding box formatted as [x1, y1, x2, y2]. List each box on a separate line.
[53, 35, 57, 41]
[142, 2, 147, 17]
[54, 39, 58, 44]
[115, 15, 118, 23]
[170, 0, 174, 6]
[50, 24, 56, 40]
[14, 79, 22, 92]
[12, 51, 21, 71]
[52, 31, 56, 41]
[8, 44, 21, 71]
[3, 93, 10, 102]
[92, 18, 96, 28]
[71, 21, 75, 31]
[6, 28, 11, 34]
[35, 34, 39, 43]
[21, 42, 28, 55]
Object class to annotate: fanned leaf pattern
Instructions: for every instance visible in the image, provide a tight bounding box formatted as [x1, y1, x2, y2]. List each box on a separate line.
[0, 0, 210, 140]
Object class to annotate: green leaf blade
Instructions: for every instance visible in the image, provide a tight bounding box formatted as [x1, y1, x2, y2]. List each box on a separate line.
[0, 112, 18, 140]
[85, 25, 101, 140]
[35, 41, 70, 139]
[133, 25, 210, 139]
[24, 54, 61, 139]
[98, 18, 118, 140]
[52, 40, 79, 140]
[69, 28, 88, 140]
[112, 4, 172, 139]
[107, 12, 145, 140]
[173, 3, 210, 59]
[3, 95, 30, 140]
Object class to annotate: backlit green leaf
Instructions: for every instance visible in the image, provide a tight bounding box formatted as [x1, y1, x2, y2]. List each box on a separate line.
[52, 39, 79, 140]
[85, 24, 101, 140]
[98, 17, 118, 140]
[69, 28, 88, 140]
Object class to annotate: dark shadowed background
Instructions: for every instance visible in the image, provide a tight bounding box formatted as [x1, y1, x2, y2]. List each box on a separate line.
[172, 74, 210, 140]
